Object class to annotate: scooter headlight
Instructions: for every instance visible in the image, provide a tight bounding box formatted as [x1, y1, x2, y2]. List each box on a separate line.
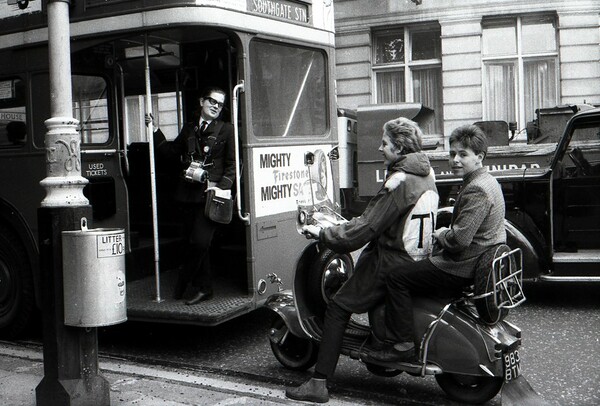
[297, 210, 307, 225]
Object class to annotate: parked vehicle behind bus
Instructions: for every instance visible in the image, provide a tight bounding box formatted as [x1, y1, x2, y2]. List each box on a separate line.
[339, 103, 600, 284]
[0, 0, 339, 338]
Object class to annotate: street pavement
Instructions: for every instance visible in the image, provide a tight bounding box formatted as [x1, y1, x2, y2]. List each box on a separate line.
[0, 342, 357, 406]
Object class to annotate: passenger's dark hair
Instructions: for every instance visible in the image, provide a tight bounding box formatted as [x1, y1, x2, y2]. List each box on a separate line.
[383, 117, 423, 154]
[193, 87, 227, 122]
[449, 124, 488, 158]
[200, 86, 226, 100]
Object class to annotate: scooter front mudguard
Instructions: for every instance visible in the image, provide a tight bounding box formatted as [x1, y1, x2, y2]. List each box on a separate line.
[264, 291, 309, 339]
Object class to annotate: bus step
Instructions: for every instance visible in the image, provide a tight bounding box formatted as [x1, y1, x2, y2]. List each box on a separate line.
[126, 270, 253, 326]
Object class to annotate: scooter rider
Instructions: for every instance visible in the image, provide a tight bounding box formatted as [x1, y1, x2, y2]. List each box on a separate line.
[370, 124, 506, 363]
[285, 117, 438, 404]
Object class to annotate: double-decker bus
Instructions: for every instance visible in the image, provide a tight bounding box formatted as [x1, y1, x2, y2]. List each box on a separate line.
[0, 0, 339, 338]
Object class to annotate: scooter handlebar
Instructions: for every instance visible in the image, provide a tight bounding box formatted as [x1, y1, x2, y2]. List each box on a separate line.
[301, 224, 322, 239]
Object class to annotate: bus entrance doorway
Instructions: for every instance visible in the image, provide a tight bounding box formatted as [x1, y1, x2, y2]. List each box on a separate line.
[72, 31, 251, 325]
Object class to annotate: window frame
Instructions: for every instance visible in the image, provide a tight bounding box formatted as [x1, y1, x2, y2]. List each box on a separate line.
[372, 24, 443, 135]
[0, 77, 27, 150]
[72, 74, 112, 145]
[482, 14, 559, 137]
[248, 38, 330, 140]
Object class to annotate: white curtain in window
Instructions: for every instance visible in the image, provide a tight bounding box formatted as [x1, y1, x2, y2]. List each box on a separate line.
[524, 59, 556, 124]
[484, 63, 515, 123]
[413, 68, 442, 134]
[376, 71, 405, 103]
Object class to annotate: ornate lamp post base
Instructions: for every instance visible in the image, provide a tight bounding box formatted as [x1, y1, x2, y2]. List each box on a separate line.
[35, 1, 110, 405]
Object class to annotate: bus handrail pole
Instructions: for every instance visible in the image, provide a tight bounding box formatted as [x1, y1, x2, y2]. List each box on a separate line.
[117, 63, 130, 175]
[144, 35, 162, 302]
[175, 69, 182, 132]
[233, 81, 250, 225]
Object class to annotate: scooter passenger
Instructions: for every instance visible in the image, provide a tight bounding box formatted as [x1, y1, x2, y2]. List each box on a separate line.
[369, 124, 507, 363]
[286, 117, 439, 404]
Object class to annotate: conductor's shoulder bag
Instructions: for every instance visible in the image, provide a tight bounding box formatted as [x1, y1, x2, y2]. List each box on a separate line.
[205, 189, 233, 224]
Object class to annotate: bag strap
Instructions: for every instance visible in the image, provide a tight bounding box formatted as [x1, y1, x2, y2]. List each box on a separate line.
[201, 121, 224, 166]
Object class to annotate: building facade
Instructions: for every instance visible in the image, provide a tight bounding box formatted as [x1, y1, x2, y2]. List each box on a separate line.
[334, 0, 600, 144]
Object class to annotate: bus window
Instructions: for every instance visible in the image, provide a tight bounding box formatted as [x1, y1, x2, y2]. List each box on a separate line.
[250, 40, 327, 138]
[73, 75, 110, 144]
[125, 92, 182, 143]
[0, 78, 27, 148]
[31, 74, 110, 147]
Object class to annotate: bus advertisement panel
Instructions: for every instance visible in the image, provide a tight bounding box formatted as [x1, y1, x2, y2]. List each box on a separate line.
[253, 146, 334, 218]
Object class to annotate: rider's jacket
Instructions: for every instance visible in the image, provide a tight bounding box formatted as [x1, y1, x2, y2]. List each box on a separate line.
[431, 167, 506, 279]
[321, 152, 438, 260]
[318, 152, 438, 313]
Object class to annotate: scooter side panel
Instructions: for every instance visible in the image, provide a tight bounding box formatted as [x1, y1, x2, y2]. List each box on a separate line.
[370, 296, 517, 377]
[416, 305, 494, 374]
[413, 296, 515, 376]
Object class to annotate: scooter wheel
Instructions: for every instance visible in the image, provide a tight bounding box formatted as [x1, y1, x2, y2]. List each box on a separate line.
[308, 248, 354, 318]
[435, 373, 503, 404]
[269, 316, 318, 371]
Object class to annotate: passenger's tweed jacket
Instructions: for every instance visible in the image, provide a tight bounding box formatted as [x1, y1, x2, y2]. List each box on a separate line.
[430, 167, 506, 279]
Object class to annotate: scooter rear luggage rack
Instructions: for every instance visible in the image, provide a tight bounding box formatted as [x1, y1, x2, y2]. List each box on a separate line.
[472, 248, 526, 310]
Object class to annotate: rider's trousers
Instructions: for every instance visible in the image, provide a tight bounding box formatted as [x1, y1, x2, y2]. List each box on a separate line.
[385, 258, 471, 343]
[314, 301, 352, 379]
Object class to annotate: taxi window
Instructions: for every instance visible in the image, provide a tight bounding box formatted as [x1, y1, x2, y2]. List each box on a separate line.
[250, 40, 327, 138]
[570, 119, 600, 146]
[0, 78, 27, 148]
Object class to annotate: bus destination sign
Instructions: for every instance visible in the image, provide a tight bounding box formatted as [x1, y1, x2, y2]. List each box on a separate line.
[248, 0, 308, 24]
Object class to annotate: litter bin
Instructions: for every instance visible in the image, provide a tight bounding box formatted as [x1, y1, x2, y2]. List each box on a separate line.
[62, 217, 126, 327]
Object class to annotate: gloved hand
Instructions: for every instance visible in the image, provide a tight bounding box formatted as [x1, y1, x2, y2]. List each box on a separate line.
[302, 224, 322, 239]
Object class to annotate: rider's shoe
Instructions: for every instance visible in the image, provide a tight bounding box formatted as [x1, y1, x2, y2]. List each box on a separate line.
[285, 377, 329, 403]
[369, 343, 417, 363]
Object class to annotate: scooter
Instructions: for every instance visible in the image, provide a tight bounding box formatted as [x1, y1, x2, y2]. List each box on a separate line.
[266, 151, 539, 404]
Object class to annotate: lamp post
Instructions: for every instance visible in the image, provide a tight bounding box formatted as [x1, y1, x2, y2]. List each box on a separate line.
[35, 0, 110, 404]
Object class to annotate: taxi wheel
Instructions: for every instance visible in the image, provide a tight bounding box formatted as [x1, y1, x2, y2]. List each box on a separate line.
[308, 249, 353, 318]
[269, 316, 318, 371]
[435, 373, 503, 404]
[0, 224, 35, 339]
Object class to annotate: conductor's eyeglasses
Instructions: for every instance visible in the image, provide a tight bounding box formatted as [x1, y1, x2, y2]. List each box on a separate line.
[205, 97, 224, 109]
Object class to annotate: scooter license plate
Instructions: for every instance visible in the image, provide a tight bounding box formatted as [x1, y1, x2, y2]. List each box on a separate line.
[503, 348, 521, 381]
